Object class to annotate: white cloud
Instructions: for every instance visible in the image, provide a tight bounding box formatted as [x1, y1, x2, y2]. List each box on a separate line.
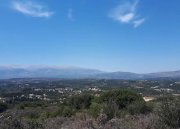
[12, 1, 54, 18]
[117, 13, 135, 23]
[133, 18, 145, 28]
[67, 8, 74, 21]
[109, 0, 145, 28]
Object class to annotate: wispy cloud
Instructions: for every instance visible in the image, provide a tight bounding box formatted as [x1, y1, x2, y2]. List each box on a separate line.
[109, 0, 145, 28]
[67, 8, 74, 21]
[12, 1, 54, 18]
[133, 18, 145, 28]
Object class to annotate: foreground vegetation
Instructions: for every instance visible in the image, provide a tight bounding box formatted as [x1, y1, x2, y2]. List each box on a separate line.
[0, 79, 180, 129]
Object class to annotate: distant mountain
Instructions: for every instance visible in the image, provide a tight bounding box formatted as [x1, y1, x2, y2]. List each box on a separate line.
[144, 70, 180, 79]
[0, 66, 180, 79]
[0, 66, 102, 79]
[92, 72, 143, 79]
[94, 70, 180, 79]
[97, 70, 180, 80]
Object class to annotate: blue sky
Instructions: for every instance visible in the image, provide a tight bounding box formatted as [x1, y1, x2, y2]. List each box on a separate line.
[0, 0, 180, 73]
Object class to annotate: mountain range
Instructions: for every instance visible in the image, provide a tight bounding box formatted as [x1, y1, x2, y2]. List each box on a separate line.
[0, 66, 180, 79]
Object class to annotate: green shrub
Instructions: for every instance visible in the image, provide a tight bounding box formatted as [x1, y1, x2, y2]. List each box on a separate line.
[18, 104, 25, 110]
[96, 89, 147, 119]
[127, 101, 152, 115]
[99, 89, 144, 110]
[158, 96, 180, 128]
[47, 106, 74, 118]
[62, 106, 74, 117]
[68, 94, 93, 110]
[27, 120, 44, 129]
[89, 102, 102, 118]
[0, 102, 8, 113]
[28, 112, 40, 119]
[103, 103, 117, 120]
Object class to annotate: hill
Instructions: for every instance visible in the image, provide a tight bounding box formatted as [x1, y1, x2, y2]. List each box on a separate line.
[1, 66, 180, 79]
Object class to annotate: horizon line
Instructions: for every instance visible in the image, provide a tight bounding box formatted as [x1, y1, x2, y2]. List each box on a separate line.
[0, 64, 180, 74]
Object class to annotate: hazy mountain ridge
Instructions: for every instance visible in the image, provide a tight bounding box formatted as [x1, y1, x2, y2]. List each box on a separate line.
[0, 66, 103, 79]
[0, 66, 180, 79]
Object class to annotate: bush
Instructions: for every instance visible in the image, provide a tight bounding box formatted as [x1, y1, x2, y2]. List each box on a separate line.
[62, 106, 74, 117]
[89, 102, 102, 118]
[0, 102, 8, 113]
[103, 102, 119, 120]
[96, 89, 148, 119]
[98, 89, 144, 110]
[68, 94, 93, 110]
[28, 112, 40, 119]
[27, 120, 44, 129]
[158, 96, 180, 128]
[18, 104, 25, 110]
[127, 101, 152, 115]
[47, 106, 74, 118]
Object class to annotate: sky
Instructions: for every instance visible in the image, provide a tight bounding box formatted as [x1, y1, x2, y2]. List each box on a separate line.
[0, 0, 180, 73]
